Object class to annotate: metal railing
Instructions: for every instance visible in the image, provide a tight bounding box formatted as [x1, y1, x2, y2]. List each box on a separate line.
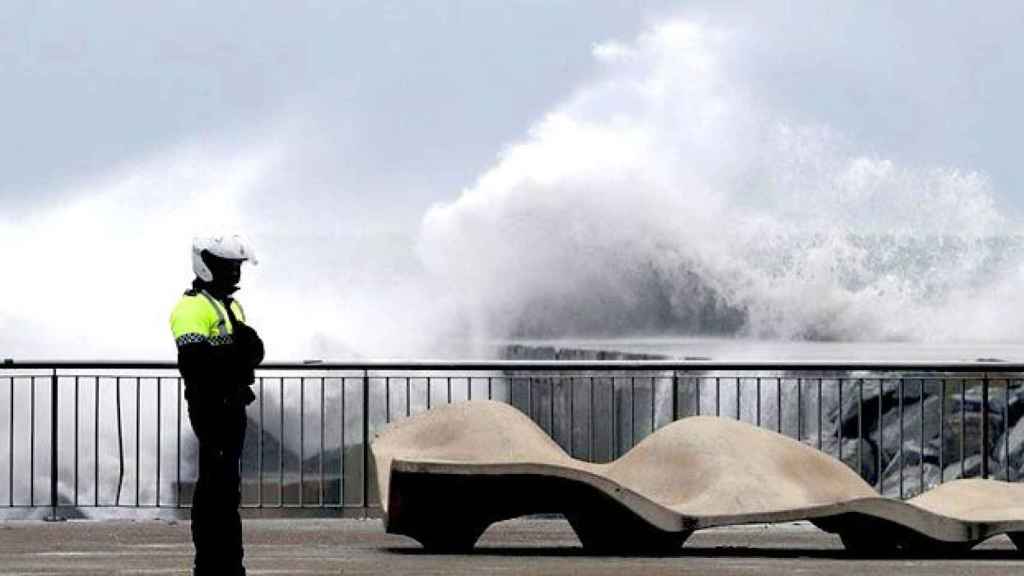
[1, 360, 1022, 519]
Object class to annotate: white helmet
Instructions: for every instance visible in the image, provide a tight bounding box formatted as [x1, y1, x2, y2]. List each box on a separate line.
[192, 235, 258, 282]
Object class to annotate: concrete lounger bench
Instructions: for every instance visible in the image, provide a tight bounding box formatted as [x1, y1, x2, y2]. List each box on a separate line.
[371, 400, 1024, 555]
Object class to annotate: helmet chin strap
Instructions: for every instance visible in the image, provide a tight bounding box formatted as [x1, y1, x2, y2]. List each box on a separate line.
[211, 282, 241, 298]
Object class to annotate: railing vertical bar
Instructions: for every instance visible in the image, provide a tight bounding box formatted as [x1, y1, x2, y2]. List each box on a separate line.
[116, 377, 122, 507]
[757, 377, 762, 427]
[1011, 379, 1019, 481]
[385, 377, 391, 423]
[695, 378, 701, 416]
[672, 372, 679, 422]
[550, 376, 556, 440]
[446, 376, 452, 405]
[135, 378, 140, 507]
[97, 377, 102, 507]
[156, 378, 161, 507]
[960, 379, 966, 478]
[1015, 379, 1021, 482]
[280, 378, 285, 508]
[528, 377, 536, 422]
[258, 377, 263, 508]
[651, 376, 656, 432]
[919, 379, 925, 492]
[467, 376, 472, 401]
[877, 378, 884, 492]
[48, 370, 58, 519]
[407, 378, 412, 415]
[1006, 379, 1011, 481]
[426, 378, 432, 411]
[715, 377, 720, 417]
[362, 370, 370, 511]
[735, 377, 741, 421]
[899, 377, 905, 499]
[569, 376, 575, 456]
[74, 376, 79, 507]
[611, 377, 617, 460]
[320, 377, 325, 507]
[982, 373, 990, 479]
[340, 377, 346, 507]
[10, 376, 14, 507]
[939, 378, 945, 484]
[795, 378, 801, 438]
[776, 377, 782, 434]
[487, 376, 493, 401]
[300, 378, 305, 506]
[857, 379, 863, 481]
[30, 376, 35, 506]
[589, 377, 595, 461]
[818, 378, 823, 450]
[176, 378, 181, 508]
[630, 376, 636, 448]
[838, 379, 843, 462]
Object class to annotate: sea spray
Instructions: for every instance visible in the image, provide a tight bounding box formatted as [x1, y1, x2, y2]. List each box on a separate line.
[420, 19, 1021, 345]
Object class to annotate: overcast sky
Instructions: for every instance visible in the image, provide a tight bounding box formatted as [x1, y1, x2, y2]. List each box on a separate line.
[2, 1, 679, 220]
[4, 1, 1024, 359]
[6, 2, 1024, 215]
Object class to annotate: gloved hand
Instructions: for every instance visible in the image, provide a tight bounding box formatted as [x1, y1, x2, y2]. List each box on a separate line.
[232, 322, 265, 369]
[234, 384, 257, 406]
[229, 322, 262, 405]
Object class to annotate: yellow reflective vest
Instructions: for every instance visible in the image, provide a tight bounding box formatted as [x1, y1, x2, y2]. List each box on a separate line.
[170, 289, 247, 348]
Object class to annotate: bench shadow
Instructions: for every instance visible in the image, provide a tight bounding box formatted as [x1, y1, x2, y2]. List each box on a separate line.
[385, 546, 1024, 561]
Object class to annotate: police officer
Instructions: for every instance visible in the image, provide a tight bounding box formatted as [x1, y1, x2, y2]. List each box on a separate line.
[170, 235, 264, 576]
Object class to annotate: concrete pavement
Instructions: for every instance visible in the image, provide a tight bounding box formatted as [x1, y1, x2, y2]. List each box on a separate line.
[0, 519, 1021, 575]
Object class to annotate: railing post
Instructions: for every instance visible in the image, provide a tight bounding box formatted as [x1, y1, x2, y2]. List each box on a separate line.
[981, 373, 990, 479]
[45, 369, 64, 522]
[362, 369, 370, 517]
[671, 371, 679, 422]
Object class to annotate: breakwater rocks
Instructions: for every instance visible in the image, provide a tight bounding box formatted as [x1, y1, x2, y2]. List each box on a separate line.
[824, 378, 1024, 496]
[501, 343, 666, 361]
[498, 344, 1024, 495]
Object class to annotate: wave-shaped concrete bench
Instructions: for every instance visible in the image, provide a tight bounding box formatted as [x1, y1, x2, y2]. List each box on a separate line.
[371, 400, 1024, 554]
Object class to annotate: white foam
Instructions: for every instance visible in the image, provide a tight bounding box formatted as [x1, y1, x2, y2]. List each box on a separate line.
[420, 18, 1022, 344]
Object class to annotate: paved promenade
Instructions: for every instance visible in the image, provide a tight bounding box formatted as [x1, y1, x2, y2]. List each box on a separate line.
[0, 518, 1021, 575]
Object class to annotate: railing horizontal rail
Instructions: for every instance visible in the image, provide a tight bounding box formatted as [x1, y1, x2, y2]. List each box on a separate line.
[5, 359, 1024, 371]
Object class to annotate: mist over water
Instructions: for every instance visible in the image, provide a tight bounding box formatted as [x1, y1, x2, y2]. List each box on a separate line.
[421, 20, 1024, 346]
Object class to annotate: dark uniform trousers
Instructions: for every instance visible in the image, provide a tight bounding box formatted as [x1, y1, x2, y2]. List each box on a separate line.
[188, 397, 248, 575]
